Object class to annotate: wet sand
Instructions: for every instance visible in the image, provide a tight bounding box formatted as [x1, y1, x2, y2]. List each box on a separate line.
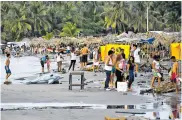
[1, 55, 181, 120]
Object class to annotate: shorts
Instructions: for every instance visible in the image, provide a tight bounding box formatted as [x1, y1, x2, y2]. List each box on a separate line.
[5, 66, 11, 74]
[82, 55, 88, 63]
[40, 61, 44, 68]
[66, 50, 70, 54]
[152, 69, 161, 78]
[80, 56, 83, 63]
[111, 67, 116, 73]
[57, 61, 62, 67]
[171, 72, 177, 83]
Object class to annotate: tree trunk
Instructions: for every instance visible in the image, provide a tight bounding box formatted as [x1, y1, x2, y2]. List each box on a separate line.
[116, 24, 119, 35]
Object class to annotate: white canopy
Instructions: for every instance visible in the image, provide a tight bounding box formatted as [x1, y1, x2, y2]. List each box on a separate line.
[115, 38, 140, 43]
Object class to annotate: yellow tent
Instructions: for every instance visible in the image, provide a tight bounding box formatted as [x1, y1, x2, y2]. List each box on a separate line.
[100, 44, 130, 61]
[100, 46, 106, 61]
[170, 43, 182, 60]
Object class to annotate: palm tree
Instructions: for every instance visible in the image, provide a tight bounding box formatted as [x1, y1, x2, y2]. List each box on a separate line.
[1, 2, 31, 41]
[103, 1, 131, 34]
[60, 22, 81, 37]
[130, 1, 147, 32]
[27, 1, 51, 36]
[167, 12, 181, 32]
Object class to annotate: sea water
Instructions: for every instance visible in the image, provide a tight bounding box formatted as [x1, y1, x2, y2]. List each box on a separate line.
[0, 55, 57, 83]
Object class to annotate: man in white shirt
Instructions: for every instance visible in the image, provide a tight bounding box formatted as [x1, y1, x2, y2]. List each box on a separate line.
[133, 44, 140, 76]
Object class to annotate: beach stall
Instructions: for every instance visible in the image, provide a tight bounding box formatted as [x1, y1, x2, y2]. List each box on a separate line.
[100, 46, 106, 61]
[103, 44, 130, 60]
[170, 43, 182, 60]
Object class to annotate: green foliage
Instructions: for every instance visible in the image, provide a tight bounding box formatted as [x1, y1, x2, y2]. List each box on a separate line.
[42, 32, 53, 40]
[1, 1, 181, 42]
[60, 22, 81, 37]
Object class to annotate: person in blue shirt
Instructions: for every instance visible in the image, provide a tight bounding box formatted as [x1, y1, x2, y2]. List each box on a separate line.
[40, 55, 48, 73]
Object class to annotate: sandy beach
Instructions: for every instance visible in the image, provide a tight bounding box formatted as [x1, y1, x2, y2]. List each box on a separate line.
[1, 55, 181, 120]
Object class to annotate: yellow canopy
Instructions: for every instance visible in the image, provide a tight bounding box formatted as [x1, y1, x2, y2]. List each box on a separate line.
[170, 43, 182, 60]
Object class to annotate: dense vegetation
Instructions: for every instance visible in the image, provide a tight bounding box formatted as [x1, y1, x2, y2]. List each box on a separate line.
[1, 1, 181, 42]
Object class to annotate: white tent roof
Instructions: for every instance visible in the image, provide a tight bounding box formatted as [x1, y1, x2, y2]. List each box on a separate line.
[115, 38, 140, 42]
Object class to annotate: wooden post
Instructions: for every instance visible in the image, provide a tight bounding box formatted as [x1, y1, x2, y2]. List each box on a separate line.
[69, 74, 72, 90]
[81, 74, 84, 90]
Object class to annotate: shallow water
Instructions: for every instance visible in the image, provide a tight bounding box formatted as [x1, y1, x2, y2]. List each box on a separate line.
[1, 100, 181, 119]
[1, 55, 181, 119]
[0, 55, 67, 83]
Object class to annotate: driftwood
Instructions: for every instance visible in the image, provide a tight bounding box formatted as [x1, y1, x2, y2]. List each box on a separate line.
[154, 81, 178, 93]
[140, 80, 181, 94]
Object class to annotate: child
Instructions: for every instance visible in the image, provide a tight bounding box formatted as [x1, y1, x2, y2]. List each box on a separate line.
[46, 57, 51, 72]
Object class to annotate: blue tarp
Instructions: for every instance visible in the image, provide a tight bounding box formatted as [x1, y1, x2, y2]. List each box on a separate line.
[140, 37, 155, 44]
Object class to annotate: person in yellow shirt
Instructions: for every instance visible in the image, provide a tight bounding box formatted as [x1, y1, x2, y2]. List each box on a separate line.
[80, 44, 89, 70]
[170, 56, 179, 94]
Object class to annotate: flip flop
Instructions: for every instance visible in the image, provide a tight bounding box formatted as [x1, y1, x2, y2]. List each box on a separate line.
[4, 81, 12, 85]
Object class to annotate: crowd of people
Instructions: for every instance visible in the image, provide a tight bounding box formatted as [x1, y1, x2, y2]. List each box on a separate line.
[2, 42, 180, 94]
[103, 45, 140, 91]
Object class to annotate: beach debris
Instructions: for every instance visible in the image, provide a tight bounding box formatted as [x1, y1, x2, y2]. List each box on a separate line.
[154, 80, 181, 93]
[140, 80, 181, 94]
[25, 73, 63, 84]
[105, 116, 126, 120]
[105, 116, 149, 120]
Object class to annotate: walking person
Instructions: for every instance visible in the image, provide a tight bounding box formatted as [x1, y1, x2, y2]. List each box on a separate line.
[68, 50, 77, 71]
[56, 52, 64, 72]
[4, 53, 12, 84]
[150, 55, 161, 88]
[104, 50, 114, 91]
[127, 56, 137, 91]
[170, 56, 179, 94]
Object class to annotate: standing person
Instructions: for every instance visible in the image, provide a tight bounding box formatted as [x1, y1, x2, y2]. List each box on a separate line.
[4, 53, 12, 84]
[46, 56, 51, 73]
[79, 46, 84, 70]
[115, 54, 122, 88]
[132, 44, 140, 77]
[150, 55, 161, 88]
[110, 47, 116, 88]
[68, 50, 77, 71]
[127, 56, 137, 91]
[66, 45, 71, 56]
[39, 47, 42, 55]
[40, 55, 48, 73]
[56, 52, 64, 72]
[115, 53, 127, 88]
[104, 50, 114, 91]
[120, 49, 126, 59]
[35, 47, 38, 55]
[81, 44, 89, 69]
[170, 56, 179, 94]
[93, 46, 99, 75]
